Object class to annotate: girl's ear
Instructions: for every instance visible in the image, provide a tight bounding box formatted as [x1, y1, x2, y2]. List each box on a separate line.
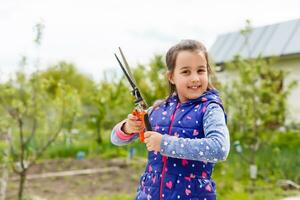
[166, 71, 175, 84]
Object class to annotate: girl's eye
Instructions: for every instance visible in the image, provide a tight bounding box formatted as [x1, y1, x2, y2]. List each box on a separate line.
[198, 69, 206, 73]
[181, 70, 189, 74]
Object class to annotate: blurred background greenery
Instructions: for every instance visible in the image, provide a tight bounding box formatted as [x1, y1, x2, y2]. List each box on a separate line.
[0, 21, 300, 200]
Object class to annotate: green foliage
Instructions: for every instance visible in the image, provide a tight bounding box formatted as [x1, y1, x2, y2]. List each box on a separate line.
[133, 55, 169, 105]
[0, 69, 80, 162]
[84, 73, 133, 144]
[214, 137, 300, 199]
[221, 54, 298, 194]
[96, 77, 132, 129]
[224, 56, 296, 136]
[41, 129, 146, 159]
[0, 140, 6, 162]
[0, 53, 168, 163]
[222, 21, 297, 157]
[82, 54, 168, 145]
[263, 131, 300, 182]
[40, 62, 96, 105]
[1, 21, 299, 199]
[223, 21, 297, 139]
[215, 20, 299, 195]
[0, 23, 85, 199]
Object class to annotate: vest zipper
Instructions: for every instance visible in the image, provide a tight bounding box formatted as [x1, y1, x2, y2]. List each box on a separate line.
[159, 102, 181, 200]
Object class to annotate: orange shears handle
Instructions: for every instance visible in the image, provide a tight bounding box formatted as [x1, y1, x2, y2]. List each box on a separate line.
[132, 110, 146, 142]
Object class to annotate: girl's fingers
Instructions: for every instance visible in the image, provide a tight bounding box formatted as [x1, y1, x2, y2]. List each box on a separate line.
[134, 127, 143, 133]
[125, 113, 145, 133]
[122, 120, 142, 135]
[144, 131, 153, 138]
[146, 143, 152, 149]
[128, 120, 143, 129]
[128, 114, 140, 121]
[134, 121, 143, 126]
[144, 138, 149, 143]
[127, 119, 142, 127]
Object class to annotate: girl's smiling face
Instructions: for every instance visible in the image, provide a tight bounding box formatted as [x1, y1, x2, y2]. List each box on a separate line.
[168, 50, 208, 103]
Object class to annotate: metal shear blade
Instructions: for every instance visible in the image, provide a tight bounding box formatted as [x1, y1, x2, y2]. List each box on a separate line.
[114, 47, 148, 107]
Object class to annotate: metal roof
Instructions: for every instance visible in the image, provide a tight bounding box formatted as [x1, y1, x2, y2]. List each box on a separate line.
[210, 18, 300, 64]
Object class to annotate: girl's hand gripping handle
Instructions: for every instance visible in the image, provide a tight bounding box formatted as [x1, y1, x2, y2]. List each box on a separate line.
[132, 110, 152, 142]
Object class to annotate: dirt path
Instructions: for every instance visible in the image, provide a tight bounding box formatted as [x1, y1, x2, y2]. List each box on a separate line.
[5, 157, 146, 200]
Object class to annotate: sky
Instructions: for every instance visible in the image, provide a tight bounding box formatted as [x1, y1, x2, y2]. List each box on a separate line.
[1, 0, 300, 82]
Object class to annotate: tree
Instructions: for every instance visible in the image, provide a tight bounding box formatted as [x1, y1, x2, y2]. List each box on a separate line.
[86, 71, 133, 144]
[0, 128, 11, 200]
[223, 20, 297, 189]
[39, 62, 96, 105]
[133, 55, 169, 105]
[39, 62, 97, 145]
[0, 69, 80, 199]
[88, 54, 168, 144]
[0, 22, 80, 200]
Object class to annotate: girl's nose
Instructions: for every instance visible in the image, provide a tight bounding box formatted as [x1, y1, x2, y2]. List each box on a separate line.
[191, 73, 200, 82]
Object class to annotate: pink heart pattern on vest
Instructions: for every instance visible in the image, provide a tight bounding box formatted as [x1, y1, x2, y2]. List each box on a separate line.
[166, 181, 173, 189]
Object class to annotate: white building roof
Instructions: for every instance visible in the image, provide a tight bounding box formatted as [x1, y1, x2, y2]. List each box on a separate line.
[210, 18, 300, 64]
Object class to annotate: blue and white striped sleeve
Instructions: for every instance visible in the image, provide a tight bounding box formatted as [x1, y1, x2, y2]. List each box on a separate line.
[159, 103, 230, 163]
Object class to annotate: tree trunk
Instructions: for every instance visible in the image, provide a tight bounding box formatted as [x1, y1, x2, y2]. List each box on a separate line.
[0, 130, 11, 200]
[249, 94, 259, 192]
[96, 120, 102, 144]
[0, 166, 8, 200]
[18, 170, 27, 200]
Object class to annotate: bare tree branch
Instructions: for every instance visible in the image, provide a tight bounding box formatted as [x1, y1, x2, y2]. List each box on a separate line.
[28, 99, 66, 169]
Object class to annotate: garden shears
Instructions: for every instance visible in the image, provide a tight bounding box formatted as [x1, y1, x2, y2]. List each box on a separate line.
[114, 47, 152, 142]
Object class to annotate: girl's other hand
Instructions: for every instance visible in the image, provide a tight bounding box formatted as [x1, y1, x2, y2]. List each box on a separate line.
[122, 113, 144, 135]
[144, 131, 163, 152]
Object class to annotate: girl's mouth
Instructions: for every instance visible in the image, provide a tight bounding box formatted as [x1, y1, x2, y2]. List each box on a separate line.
[188, 85, 201, 89]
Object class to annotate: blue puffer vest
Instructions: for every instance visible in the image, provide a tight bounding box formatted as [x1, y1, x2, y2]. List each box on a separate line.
[135, 90, 224, 200]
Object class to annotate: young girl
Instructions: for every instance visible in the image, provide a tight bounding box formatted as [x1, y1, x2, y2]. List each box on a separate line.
[111, 39, 230, 200]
